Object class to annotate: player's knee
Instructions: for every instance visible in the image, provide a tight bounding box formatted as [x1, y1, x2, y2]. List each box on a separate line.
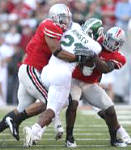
[105, 106, 115, 117]
[39, 101, 47, 112]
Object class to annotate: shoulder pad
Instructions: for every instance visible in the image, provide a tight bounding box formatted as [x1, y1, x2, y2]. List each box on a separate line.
[42, 19, 63, 40]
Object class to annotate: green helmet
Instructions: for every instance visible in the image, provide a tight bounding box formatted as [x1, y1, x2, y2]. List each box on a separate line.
[82, 18, 103, 40]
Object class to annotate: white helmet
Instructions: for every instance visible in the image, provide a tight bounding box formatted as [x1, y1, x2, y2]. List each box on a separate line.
[48, 4, 72, 31]
[103, 26, 125, 51]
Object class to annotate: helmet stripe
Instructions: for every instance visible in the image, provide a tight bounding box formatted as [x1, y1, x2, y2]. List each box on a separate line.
[116, 28, 122, 38]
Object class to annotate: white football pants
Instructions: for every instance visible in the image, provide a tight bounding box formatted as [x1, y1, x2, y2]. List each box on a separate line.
[41, 64, 72, 115]
[71, 79, 114, 110]
[17, 64, 48, 112]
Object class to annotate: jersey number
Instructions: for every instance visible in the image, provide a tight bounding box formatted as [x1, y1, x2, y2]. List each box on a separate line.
[61, 35, 87, 51]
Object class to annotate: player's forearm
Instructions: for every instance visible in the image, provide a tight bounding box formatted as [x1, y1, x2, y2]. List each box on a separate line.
[94, 57, 115, 73]
[45, 36, 77, 62]
[56, 50, 77, 62]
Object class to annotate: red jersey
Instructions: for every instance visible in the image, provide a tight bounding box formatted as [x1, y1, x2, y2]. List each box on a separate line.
[73, 48, 126, 83]
[23, 19, 63, 71]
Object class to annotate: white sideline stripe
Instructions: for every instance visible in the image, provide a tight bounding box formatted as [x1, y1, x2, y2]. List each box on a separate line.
[0, 144, 111, 147]
[117, 111, 131, 115]
[115, 105, 131, 109]
[42, 129, 107, 132]
[81, 110, 131, 115]
[43, 128, 131, 132]
[120, 121, 131, 125]
[21, 124, 131, 128]
[31, 144, 131, 148]
[32, 144, 110, 147]
[0, 138, 110, 142]
[1, 144, 131, 148]
[0, 133, 106, 136]
[1, 138, 131, 143]
[81, 111, 96, 115]
[118, 116, 131, 119]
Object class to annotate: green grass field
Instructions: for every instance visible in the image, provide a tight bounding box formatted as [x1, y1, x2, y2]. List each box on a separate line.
[0, 105, 131, 150]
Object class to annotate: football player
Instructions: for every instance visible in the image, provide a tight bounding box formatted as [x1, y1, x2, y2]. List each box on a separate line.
[0, 3, 80, 141]
[22, 16, 102, 147]
[55, 19, 131, 148]
[68, 20, 130, 147]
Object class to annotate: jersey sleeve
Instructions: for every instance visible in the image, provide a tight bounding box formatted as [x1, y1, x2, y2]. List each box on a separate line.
[109, 51, 126, 69]
[87, 37, 102, 55]
[43, 19, 63, 40]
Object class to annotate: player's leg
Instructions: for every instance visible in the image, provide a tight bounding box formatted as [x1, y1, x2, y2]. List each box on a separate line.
[23, 66, 72, 147]
[65, 99, 78, 147]
[97, 108, 131, 144]
[24, 84, 70, 147]
[52, 111, 64, 140]
[0, 101, 46, 136]
[65, 80, 81, 148]
[2, 65, 47, 140]
[83, 83, 127, 147]
[37, 66, 71, 127]
[16, 65, 47, 125]
[35, 107, 64, 142]
[0, 83, 34, 140]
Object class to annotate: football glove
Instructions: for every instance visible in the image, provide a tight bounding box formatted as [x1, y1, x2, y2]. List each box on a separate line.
[75, 49, 97, 64]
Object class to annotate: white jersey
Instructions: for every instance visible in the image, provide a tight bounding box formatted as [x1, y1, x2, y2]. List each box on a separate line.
[48, 22, 102, 73]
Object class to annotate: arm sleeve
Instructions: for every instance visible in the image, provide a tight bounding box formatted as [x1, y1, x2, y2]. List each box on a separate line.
[109, 52, 126, 69]
[88, 38, 102, 55]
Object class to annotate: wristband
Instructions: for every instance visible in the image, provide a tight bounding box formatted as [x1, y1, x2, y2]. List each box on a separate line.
[53, 49, 62, 57]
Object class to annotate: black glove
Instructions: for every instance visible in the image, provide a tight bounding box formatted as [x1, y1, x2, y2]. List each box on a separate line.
[75, 49, 97, 64]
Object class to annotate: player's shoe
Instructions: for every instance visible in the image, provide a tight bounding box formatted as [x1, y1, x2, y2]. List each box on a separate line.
[55, 125, 64, 140]
[23, 125, 42, 147]
[110, 128, 127, 148]
[65, 136, 77, 148]
[5, 116, 19, 141]
[0, 117, 8, 132]
[117, 126, 131, 144]
[53, 115, 64, 140]
[111, 139, 127, 147]
[23, 127, 33, 147]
